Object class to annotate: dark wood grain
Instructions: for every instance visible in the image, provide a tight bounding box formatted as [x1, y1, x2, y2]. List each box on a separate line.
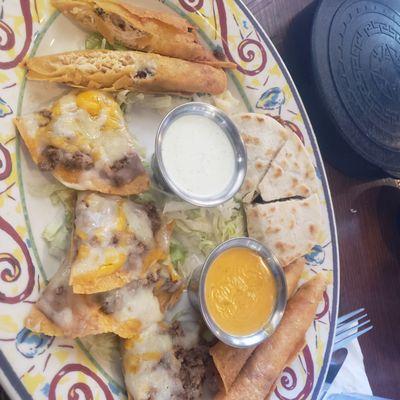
[245, 0, 400, 398]
[2, 1, 400, 399]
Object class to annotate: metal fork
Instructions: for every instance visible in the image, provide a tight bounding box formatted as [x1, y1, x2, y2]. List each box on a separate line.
[333, 308, 373, 351]
[319, 309, 373, 399]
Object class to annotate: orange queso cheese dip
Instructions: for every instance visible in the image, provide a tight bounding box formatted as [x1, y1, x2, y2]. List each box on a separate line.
[204, 247, 277, 336]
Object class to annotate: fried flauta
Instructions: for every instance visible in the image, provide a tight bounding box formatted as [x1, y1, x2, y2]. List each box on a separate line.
[52, 0, 235, 68]
[24, 50, 228, 95]
[214, 273, 326, 400]
[210, 258, 306, 393]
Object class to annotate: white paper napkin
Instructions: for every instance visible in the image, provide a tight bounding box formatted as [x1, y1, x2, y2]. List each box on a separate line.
[326, 339, 372, 396]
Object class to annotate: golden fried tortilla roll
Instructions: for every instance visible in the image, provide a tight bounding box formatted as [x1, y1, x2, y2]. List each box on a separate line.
[284, 257, 306, 298]
[24, 50, 228, 95]
[210, 258, 306, 393]
[52, 0, 235, 68]
[214, 273, 326, 400]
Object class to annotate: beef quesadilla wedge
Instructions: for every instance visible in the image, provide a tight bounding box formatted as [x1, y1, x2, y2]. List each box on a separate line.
[210, 258, 306, 393]
[214, 274, 327, 400]
[231, 113, 289, 202]
[69, 192, 170, 294]
[25, 256, 181, 339]
[14, 90, 149, 195]
[258, 132, 319, 202]
[23, 50, 228, 95]
[245, 194, 323, 266]
[122, 320, 212, 400]
[52, 0, 235, 69]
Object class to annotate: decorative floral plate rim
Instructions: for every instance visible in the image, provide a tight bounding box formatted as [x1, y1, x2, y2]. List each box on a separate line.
[0, 0, 339, 399]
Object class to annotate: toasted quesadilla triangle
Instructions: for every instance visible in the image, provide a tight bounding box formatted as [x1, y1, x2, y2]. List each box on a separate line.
[52, 0, 235, 68]
[23, 50, 228, 95]
[209, 257, 306, 393]
[70, 192, 168, 294]
[231, 113, 289, 202]
[245, 194, 323, 266]
[14, 90, 149, 195]
[214, 274, 327, 400]
[258, 132, 319, 202]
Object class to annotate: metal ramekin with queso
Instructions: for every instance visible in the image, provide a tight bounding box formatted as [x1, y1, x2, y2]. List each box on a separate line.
[189, 237, 287, 348]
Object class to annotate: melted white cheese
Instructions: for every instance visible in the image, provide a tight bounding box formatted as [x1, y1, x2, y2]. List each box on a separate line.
[123, 202, 154, 248]
[114, 287, 162, 324]
[75, 193, 120, 243]
[124, 324, 183, 400]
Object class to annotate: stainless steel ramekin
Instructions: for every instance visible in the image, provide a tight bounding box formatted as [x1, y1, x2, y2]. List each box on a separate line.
[152, 102, 247, 207]
[188, 237, 287, 348]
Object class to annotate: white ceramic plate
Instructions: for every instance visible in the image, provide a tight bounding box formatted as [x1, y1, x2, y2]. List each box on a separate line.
[0, 1, 339, 399]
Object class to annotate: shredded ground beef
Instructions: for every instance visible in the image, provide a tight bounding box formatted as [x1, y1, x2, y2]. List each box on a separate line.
[175, 346, 209, 400]
[38, 145, 94, 171]
[108, 152, 145, 186]
[143, 203, 161, 233]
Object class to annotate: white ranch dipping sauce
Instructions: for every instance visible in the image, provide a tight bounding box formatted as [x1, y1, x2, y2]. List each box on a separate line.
[161, 115, 235, 198]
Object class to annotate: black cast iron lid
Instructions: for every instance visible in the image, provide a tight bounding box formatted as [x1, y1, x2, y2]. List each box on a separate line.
[312, 0, 400, 176]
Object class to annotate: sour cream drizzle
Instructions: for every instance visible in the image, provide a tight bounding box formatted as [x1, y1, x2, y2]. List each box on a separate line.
[161, 115, 235, 198]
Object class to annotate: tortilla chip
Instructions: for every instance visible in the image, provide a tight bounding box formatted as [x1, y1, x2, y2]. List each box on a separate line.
[14, 93, 149, 196]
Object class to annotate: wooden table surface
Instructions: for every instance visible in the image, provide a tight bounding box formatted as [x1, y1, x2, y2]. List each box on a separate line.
[1, 1, 400, 399]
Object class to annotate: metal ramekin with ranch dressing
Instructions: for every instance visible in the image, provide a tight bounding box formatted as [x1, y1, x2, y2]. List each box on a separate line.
[188, 238, 287, 348]
[152, 102, 247, 207]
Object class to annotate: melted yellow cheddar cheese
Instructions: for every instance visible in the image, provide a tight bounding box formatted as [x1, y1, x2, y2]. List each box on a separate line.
[75, 245, 127, 282]
[76, 90, 123, 130]
[44, 90, 127, 158]
[205, 247, 277, 336]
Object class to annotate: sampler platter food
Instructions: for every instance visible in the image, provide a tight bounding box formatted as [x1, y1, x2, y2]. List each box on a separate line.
[0, 1, 338, 399]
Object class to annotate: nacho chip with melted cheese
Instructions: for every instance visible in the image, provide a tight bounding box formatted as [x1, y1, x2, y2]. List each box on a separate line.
[14, 90, 149, 195]
[25, 258, 181, 339]
[70, 192, 169, 294]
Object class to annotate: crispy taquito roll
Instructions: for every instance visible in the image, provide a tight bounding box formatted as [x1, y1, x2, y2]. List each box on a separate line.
[210, 258, 306, 393]
[24, 50, 228, 95]
[52, 0, 235, 68]
[214, 273, 326, 400]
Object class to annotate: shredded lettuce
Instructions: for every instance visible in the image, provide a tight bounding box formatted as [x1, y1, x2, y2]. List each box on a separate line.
[43, 187, 75, 258]
[80, 333, 122, 367]
[170, 239, 187, 268]
[213, 90, 241, 115]
[116, 91, 187, 115]
[130, 186, 171, 206]
[85, 32, 127, 51]
[164, 199, 245, 278]
[27, 178, 75, 259]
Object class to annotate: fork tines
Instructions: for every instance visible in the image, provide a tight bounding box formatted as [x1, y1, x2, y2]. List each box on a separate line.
[334, 308, 373, 351]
